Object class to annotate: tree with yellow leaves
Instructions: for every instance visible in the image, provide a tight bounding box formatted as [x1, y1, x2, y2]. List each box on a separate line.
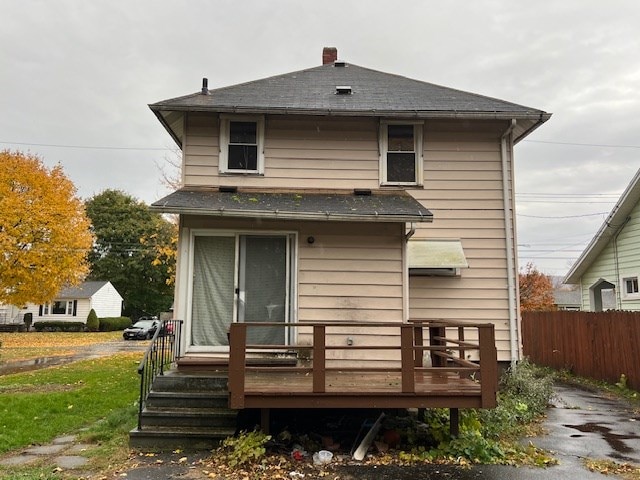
[0, 151, 93, 306]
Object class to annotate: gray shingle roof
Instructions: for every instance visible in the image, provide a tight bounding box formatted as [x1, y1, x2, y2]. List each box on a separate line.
[150, 63, 547, 119]
[58, 281, 110, 299]
[151, 188, 432, 223]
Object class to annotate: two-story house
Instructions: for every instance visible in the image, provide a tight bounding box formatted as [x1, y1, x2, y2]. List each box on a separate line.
[150, 47, 549, 363]
[135, 48, 550, 447]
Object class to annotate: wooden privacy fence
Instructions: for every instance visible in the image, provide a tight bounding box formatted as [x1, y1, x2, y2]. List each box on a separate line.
[522, 311, 640, 391]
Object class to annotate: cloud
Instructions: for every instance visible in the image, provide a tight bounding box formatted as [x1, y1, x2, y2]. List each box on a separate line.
[2, 0, 638, 275]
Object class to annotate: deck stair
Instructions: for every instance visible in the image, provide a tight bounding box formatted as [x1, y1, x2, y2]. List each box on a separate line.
[129, 371, 237, 450]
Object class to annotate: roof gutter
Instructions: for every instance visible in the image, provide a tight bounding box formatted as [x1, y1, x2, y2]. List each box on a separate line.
[512, 112, 552, 144]
[501, 119, 519, 365]
[149, 205, 433, 224]
[149, 103, 547, 121]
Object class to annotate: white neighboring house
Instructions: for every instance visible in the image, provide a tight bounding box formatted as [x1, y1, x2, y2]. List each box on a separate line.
[22, 281, 123, 323]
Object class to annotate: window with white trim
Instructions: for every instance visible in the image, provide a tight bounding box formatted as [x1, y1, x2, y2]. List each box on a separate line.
[41, 300, 75, 315]
[380, 122, 423, 185]
[621, 275, 640, 299]
[219, 115, 265, 174]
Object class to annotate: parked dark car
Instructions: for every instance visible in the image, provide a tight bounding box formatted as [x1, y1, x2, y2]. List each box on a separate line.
[123, 319, 159, 340]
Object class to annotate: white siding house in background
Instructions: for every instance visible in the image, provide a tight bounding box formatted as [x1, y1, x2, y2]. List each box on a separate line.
[24, 281, 123, 323]
[565, 169, 640, 311]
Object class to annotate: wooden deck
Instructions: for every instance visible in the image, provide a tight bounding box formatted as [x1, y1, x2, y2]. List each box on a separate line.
[240, 370, 484, 409]
[227, 320, 498, 411]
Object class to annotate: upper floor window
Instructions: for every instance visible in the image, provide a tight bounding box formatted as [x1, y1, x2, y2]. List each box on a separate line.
[380, 122, 423, 185]
[622, 275, 639, 299]
[219, 115, 265, 174]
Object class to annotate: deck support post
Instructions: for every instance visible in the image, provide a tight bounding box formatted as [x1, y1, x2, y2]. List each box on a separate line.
[413, 325, 424, 367]
[260, 408, 270, 434]
[429, 325, 446, 367]
[313, 325, 326, 393]
[400, 325, 415, 393]
[228, 323, 247, 409]
[450, 408, 459, 437]
[478, 325, 498, 408]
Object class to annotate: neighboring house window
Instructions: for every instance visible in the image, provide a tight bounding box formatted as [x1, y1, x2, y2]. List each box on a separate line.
[622, 275, 640, 299]
[380, 122, 423, 185]
[219, 115, 265, 174]
[40, 300, 77, 316]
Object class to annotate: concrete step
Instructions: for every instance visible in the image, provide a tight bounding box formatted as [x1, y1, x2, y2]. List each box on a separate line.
[151, 373, 228, 392]
[129, 425, 235, 450]
[146, 390, 229, 409]
[139, 408, 238, 428]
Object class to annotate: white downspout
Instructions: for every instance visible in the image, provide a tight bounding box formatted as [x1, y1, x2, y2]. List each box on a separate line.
[501, 119, 518, 364]
[403, 222, 415, 322]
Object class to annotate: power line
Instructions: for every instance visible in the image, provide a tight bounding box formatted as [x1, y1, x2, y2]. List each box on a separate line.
[3, 137, 640, 152]
[517, 212, 609, 219]
[516, 193, 620, 197]
[523, 139, 640, 149]
[0, 141, 170, 152]
[516, 200, 616, 204]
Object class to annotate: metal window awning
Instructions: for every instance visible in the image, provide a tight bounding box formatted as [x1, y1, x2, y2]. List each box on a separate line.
[408, 239, 468, 276]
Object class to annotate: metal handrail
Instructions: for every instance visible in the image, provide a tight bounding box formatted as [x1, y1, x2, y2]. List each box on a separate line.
[136, 319, 183, 430]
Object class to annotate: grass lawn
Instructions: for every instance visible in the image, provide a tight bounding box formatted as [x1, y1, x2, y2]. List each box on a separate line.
[0, 352, 141, 453]
[0, 331, 147, 479]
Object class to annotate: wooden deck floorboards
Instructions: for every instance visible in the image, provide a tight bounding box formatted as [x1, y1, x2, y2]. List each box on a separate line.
[245, 370, 479, 395]
[238, 370, 484, 409]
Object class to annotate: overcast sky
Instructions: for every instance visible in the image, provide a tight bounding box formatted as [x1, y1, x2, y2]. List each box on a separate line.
[2, 0, 639, 277]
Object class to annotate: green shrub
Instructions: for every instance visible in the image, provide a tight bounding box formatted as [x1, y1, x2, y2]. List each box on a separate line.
[479, 358, 554, 439]
[33, 321, 86, 332]
[86, 309, 99, 332]
[98, 316, 132, 331]
[217, 430, 271, 467]
[400, 358, 555, 465]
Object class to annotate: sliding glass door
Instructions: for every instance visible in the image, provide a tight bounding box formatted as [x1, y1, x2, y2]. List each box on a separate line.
[190, 233, 293, 350]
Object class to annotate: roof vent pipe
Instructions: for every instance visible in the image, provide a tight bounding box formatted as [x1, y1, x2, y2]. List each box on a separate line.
[201, 78, 209, 95]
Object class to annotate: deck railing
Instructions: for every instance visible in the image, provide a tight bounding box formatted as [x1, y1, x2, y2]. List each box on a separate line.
[228, 319, 497, 409]
[136, 319, 183, 429]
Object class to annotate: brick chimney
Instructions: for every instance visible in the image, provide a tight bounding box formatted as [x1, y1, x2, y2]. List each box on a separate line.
[322, 47, 338, 65]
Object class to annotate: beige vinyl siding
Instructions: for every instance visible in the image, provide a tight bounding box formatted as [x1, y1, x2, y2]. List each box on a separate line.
[182, 112, 219, 186]
[180, 217, 405, 366]
[179, 115, 519, 362]
[408, 119, 516, 362]
[182, 114, 380, 189]
[579, 200, 640, 311]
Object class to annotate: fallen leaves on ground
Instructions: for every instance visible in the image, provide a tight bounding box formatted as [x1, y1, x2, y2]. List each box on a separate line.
[585, 458, 640, 479]
[0, 331, 123, 362]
